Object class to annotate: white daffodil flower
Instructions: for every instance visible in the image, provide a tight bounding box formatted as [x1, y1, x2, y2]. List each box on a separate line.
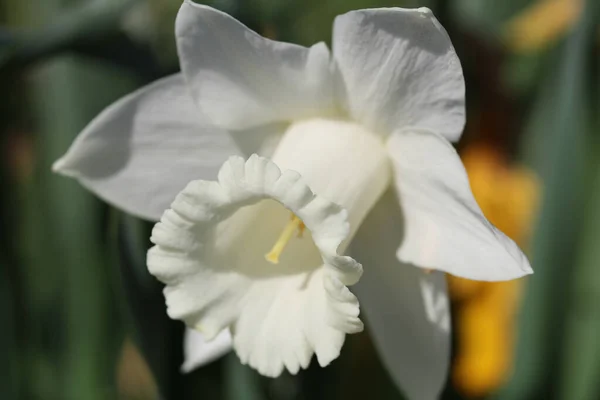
[54, 1, 533, 399]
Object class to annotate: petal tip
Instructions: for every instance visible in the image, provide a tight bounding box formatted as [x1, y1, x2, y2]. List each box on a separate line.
[417, 7, 433, 16]
[51, 158, 65, 173]
[176, 0, 211, 37]
[51, 157, 76, 177]
[182, 0, 199, 7]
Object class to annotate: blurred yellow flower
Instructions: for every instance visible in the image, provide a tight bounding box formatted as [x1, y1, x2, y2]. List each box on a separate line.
[504, 0, 583, 53]
[450, 144, 540, 397]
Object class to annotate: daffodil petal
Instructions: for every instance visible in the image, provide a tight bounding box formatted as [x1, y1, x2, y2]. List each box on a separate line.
[351, 189, 450, 400]
[332, 7, 465, 142]
[53, 74, 239, 221]
[148, 155, 363, 377]
[176, 1, 338, 131]
[227, 122, 287, 159]
[388, 129, 533, 280]
[181, 328, 232, 373]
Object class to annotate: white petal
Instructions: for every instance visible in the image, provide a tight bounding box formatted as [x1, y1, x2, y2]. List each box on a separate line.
[176, 1, 338, 131]
[351, 189, 450, 400]
[333, 7, 465, 142]
[227, 122, 286, 159]
[53, 74, 239, 221]
[388, 129, 533, 280]
[181, 328, 232, 373]
[147, 155, 363, 377]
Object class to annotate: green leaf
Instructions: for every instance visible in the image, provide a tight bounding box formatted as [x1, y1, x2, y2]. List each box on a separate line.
[497, 1, 599, 399]
[30, 56, 138, 400]
[0, 257, 20, 400]
[556, 8, 600, 398]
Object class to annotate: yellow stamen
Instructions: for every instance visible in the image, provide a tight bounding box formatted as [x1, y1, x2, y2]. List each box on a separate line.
[265, 214, 305, 264]
[297, 219, 305, 238]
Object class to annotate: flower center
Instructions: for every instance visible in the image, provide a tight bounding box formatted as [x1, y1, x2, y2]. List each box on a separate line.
[271, 118, 392, 245]
[265, 213, 306, 264]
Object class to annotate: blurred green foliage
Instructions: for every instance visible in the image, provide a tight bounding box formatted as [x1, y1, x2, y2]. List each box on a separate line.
[498, 1, 599, 399]
[1, 0, 600, 400]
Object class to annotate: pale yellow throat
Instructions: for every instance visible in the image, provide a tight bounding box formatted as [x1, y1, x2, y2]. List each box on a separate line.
[265, 213, 305, 264]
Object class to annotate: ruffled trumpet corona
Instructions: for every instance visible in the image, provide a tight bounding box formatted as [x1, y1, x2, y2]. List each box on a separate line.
[147, 118, 392, 375]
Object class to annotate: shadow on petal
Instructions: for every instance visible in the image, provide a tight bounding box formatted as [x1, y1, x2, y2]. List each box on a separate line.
[350, 188, 450, 400]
